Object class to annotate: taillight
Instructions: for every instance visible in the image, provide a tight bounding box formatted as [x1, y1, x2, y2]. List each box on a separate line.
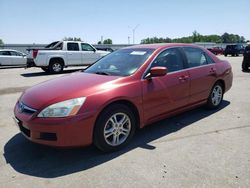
[33, 50, 38, 58]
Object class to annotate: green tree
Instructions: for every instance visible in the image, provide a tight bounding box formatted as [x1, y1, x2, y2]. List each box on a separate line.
[192, 30, 201, 42]
[0, 39, 3, 45]
[141, 32, 246, 44]
[221, 33, 231, 43]
[63, 37, 82, 41]
[103, 38, 112, 44]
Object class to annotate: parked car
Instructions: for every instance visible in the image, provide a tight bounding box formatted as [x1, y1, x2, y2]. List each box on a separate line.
[224, 44, 244, 56]
[14, 44, 233, 152]
[242, 45, 250, 71]
[0, 49, 28, 66]
[28, 41, 110, 73]
[207, 47, 224, 55]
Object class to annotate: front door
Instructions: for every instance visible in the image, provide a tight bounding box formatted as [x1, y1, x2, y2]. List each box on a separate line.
[81, 43, 100, 65]
[142, 47, 190, 124]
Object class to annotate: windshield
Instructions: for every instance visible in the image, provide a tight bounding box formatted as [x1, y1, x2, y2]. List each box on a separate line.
[84, 48, 155, 76]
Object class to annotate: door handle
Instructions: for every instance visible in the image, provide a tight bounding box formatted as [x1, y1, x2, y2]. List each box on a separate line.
[178, 75, 189, 82]
[209, 67, 216, 75]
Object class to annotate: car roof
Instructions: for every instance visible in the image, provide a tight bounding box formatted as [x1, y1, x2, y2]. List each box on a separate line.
[124, 43, 203, 50]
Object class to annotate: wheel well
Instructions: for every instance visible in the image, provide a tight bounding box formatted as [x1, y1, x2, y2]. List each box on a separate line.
[49, 57, 65, 66]
[98, 100, 140, 129]
[216, 79, 225, 93]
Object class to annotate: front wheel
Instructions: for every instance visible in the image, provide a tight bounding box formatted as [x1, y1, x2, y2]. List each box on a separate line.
[94, 104, 136, 152]
[206, 82, 224, 109]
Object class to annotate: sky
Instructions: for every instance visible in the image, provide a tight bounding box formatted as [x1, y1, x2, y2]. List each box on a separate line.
[0, 0, 249, 44]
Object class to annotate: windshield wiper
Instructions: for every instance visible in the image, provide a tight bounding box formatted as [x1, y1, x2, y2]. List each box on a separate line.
[95, 71, 110, 75]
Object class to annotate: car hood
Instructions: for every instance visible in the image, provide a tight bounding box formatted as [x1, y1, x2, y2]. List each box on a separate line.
[20, 72, 121, 109]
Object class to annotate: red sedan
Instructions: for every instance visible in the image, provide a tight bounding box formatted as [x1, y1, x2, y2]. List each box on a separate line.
[207, 47, 224, 55]
[14, 44, 233, 151]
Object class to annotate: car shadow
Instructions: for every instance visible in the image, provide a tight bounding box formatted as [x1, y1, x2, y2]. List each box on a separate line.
[20, 68, 87, 77]
[0, 66, 26, 69]
[3, 100, 230, 178]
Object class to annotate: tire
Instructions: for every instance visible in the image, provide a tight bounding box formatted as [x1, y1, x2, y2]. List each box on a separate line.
[41, 67, 49, 73]
[94, 104, 136, 152]
[242, 60, 249, 71]
[206, 82, 224, 109]
[49, 60, 64, 74]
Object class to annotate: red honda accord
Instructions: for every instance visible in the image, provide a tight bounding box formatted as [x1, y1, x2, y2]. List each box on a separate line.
[14, 44, 233, 151]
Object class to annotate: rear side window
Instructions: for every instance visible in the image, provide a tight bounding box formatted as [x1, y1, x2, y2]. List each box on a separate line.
[205, 54, 215, 64]
[151, 48, 184, 73]
[10, 51, 23, 56]
[0, 51, 11, 56]
[183, 47, 207, 68]
[67, 43, 79, 51]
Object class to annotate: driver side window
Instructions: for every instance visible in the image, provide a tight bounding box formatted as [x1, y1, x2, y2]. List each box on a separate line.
[151, 48, 184, 73]
[81, 43, 95, 51]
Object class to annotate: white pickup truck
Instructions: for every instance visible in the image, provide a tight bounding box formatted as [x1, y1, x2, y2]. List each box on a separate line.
[29, 41, 110, 73]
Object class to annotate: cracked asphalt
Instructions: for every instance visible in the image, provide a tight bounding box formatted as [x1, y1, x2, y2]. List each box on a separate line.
[0, 56, 249, 188]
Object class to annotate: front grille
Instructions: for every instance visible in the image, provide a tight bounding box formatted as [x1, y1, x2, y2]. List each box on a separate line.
[17, 101, 37, 115]
[39, 132, 57, 141]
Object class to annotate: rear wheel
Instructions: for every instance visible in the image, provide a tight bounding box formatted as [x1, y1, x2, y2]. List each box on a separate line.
[94, 104, 136, 152]
[49, 61, 64, 74]
[206, 82, 224, 109]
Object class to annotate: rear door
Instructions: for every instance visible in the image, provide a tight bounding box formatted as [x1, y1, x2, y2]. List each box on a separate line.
[182, 47, 217, 104]
[0, 51, 11, 65]
[66, 42, 81, 65]
[80, 43, 100, 65]
[142, 47, 190, 123]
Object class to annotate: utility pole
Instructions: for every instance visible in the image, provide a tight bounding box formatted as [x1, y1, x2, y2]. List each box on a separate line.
[132, 24, 140, 44]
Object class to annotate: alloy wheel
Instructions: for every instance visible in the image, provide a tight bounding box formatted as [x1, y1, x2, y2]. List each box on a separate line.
[103, 112, 131, 146]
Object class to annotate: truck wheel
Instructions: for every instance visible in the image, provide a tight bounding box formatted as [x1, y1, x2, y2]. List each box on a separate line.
[49, 61, 63, 74]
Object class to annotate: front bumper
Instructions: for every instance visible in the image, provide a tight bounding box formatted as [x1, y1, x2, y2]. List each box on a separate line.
[14, 103, 97, 147]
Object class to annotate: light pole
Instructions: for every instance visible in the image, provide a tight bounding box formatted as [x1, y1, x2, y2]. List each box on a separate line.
[128, 36, 130, 44]
[132, 24, 140, 44]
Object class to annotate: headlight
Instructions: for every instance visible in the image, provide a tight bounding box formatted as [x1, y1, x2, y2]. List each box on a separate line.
[37, 97, 86, 118]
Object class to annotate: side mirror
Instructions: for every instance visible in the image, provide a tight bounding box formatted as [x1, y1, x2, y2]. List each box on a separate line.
[146, 66, 167, 79]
